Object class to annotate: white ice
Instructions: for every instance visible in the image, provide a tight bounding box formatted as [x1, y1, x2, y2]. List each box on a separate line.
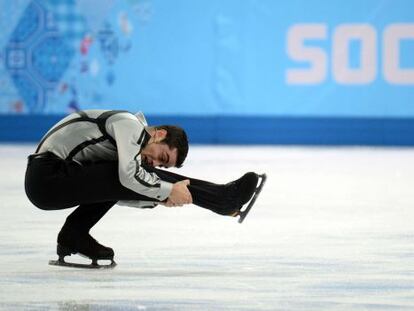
[0, 144, 414, 311]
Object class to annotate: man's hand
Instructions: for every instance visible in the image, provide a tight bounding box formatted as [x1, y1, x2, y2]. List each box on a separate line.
[165, 179, 192, 207]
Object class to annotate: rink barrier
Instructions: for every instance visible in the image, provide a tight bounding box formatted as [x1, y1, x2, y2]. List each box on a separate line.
[1, 115, 413, 146]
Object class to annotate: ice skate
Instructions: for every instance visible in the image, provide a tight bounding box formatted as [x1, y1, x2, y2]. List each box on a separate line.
[225, 172, 267, 223]
[49, 230, 116, 269]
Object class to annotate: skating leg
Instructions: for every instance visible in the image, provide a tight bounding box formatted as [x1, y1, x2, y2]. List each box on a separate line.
[49, 229, 116, 269]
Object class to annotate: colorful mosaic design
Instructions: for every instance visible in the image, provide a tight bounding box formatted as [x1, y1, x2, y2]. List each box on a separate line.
[3, 0, 81, 112]
[0, 0, 137, 114]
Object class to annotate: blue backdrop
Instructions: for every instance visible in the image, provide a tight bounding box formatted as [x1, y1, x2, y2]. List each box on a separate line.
[1, 0, 414, 144]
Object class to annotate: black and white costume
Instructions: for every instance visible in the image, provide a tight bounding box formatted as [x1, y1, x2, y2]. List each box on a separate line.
[25, 110, 250, 237]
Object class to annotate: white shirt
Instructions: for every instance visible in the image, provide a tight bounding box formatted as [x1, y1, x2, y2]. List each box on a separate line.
[37, 110, 172, 207]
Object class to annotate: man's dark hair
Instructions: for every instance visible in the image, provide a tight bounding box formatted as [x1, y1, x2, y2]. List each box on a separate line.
[155, 125, 189, 168]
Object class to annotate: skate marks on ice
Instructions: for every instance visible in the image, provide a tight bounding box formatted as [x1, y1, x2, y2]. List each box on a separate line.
[1, 232, 414, 311]
[0, 300, 218, 311]
[1, 145, 414, 310]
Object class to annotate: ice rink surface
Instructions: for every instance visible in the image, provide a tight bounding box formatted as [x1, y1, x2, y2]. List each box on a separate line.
[1, 144, 414, 311]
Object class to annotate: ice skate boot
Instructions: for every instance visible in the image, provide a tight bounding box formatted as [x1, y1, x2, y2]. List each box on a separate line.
[225, 172, 267, 223]
[49, 230, 116, 269]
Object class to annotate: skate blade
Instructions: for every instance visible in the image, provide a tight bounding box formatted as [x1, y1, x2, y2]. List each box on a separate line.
[49, 258, 117, 269]
[238, 173, 267, 224]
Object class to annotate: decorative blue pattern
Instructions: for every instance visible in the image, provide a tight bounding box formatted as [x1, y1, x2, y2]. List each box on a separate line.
[6, 49, 26, 69]
[46, 0, 86, 41]
[97, 23, 119, 65]
[9, 73, 39, 109]
[1, 0, 413, 147]
[9, 1, 42, 44]
[1, 0, 129, 113]
[4, 0, 78, 112]
[31, 35, 74, 83]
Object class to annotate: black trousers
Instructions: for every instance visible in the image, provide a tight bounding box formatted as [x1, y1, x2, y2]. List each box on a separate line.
[24, 152, 232, 233]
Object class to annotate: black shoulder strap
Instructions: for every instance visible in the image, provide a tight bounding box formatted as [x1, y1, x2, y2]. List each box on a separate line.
[35, 112, 94, 153]
[36, 110, 129, 158]
[65, 110, 129, 160]
[96, 110, 128, 146]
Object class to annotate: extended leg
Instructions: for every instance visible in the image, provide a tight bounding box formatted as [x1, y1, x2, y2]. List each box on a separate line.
[25, 155, 260, 216]
[142, 165, 261, 216]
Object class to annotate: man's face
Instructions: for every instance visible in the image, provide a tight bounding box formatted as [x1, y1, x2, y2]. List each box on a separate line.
[141, 142, 178, 168]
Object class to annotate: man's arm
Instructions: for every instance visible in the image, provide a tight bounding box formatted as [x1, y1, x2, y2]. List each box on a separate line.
[107, 115, 173, 201]
[167, 179, 192, 206]
[119, 179, 193, 208]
